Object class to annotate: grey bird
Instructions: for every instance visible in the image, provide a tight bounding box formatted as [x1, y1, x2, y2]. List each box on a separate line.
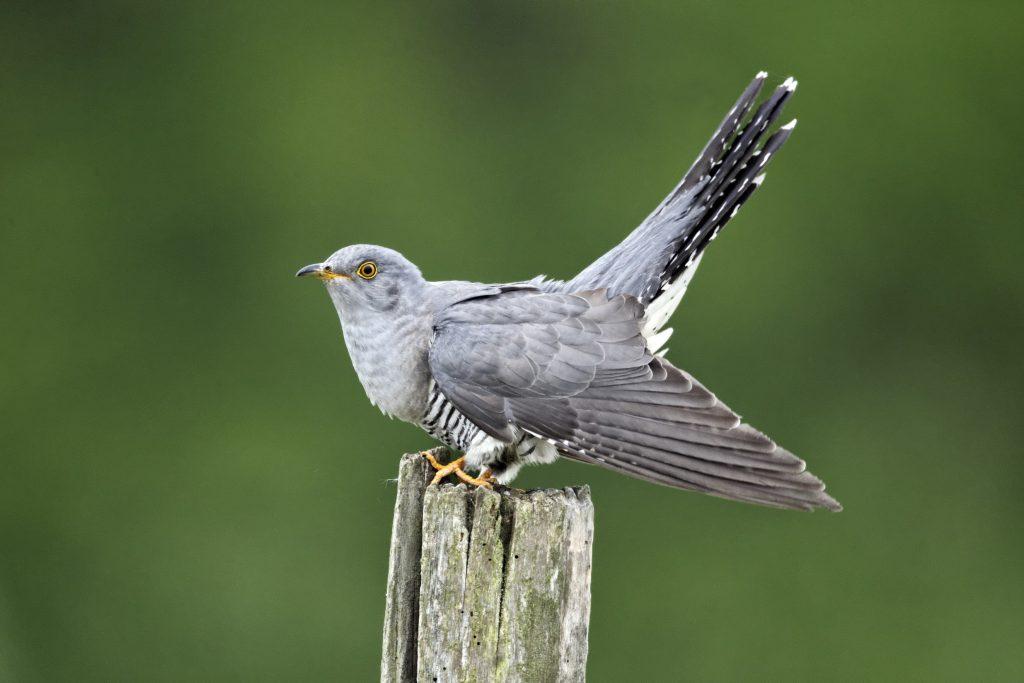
[297, 73, 840, 511]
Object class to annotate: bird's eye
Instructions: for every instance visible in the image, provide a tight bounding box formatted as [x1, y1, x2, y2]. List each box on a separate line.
[357, 261, 378, 280]
[323, 265, 332, 272]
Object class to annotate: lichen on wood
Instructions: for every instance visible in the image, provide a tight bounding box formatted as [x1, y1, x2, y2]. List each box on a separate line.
[381, 451, 594, 683]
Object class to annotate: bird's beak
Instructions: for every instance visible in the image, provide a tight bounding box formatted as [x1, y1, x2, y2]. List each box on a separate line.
[295, 263, 350, 280]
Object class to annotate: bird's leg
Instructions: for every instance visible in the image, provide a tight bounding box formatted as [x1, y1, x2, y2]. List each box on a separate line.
[420, 451, 465, 485]
[420, 452, 493, 489]
[427, 455, 466, 485]
[419, 450, 450, 477]
[454, 467, 495, 489]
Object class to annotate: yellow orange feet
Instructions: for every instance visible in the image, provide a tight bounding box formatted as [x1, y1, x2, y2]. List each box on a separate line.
[420, 452, 494, 489]
[454, 467, 495, 489]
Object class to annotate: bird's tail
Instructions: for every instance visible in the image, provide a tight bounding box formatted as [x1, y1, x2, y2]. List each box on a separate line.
[649, 74, 798, 301]
[643, 75, 799, 338]
[564, 73, 799, 339]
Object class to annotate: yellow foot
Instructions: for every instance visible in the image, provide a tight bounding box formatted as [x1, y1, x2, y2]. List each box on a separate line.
[454, 467, 495, 489]
[420, 452, 494, 489]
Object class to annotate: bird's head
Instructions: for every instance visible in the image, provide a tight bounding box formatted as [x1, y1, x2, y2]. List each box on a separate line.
[296, 244, 425, 313]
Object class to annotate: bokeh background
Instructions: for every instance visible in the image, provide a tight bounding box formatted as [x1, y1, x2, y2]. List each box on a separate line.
[2, 1, 1022, 681]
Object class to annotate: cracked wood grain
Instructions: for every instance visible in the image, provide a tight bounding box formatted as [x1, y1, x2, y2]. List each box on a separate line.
[381, 452, 593, 683]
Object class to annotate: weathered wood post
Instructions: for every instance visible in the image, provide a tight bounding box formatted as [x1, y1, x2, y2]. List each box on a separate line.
[381, 450, 594, 683]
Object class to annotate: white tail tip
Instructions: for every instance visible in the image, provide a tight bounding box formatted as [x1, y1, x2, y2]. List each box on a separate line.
[782, 76, 798, 92]
[756, 70, 768, 79]
[781, 118, 798, 130]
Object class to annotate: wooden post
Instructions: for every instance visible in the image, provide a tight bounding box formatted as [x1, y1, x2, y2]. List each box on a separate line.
[381, 450, 594, 683]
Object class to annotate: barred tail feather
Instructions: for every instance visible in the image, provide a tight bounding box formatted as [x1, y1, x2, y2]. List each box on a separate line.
[562, 73, 802, 354]
[645, 77, 799, 330]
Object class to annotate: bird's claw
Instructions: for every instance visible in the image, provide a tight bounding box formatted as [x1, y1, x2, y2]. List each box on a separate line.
[455, 468, 495, 489]
[420, 451, 494, 489]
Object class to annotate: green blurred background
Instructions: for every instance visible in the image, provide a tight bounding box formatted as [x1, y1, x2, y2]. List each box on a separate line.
[2, 1, 1022, 680]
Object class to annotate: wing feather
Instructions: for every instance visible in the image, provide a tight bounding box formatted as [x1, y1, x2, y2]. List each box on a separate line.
[428, 289, 840, 511]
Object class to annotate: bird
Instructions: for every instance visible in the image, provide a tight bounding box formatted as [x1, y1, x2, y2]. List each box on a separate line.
[297, 72, 841, 511]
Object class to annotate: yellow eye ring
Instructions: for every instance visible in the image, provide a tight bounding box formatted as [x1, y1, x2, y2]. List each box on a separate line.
[356, 260, 378, 280]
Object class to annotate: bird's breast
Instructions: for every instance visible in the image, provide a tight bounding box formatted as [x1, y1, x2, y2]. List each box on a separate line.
[338, 309, 432, 424]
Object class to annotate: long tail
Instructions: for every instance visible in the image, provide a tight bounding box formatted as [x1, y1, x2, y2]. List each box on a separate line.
[562, 72, 799, 344]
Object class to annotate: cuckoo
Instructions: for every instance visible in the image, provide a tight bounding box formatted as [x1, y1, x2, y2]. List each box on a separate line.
[297, 73, 841, 511]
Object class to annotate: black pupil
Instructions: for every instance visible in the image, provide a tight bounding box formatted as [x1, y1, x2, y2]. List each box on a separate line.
[363, 264, 372, 274]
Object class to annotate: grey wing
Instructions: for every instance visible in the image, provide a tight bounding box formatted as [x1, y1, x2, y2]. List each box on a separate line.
[560, 73, 798, 341]
[429, 290, 841, 511]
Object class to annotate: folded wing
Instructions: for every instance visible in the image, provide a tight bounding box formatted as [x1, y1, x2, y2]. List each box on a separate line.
[429, 289, 840, 511]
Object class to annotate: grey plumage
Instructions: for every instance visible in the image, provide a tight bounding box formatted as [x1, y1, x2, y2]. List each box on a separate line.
[298, 73, 841, 511]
